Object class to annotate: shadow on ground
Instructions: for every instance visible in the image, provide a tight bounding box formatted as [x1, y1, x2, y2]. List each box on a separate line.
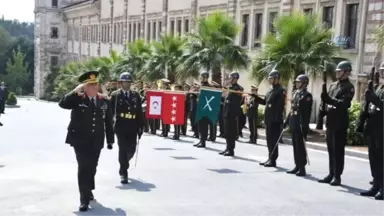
[73, 201, 127, 216]
[115, 178, 156, 192]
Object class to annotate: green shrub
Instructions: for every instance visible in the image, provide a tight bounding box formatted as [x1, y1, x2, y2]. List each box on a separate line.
[347, 101, 364, 146]
[6, 92, 17, 105]
[256, 107, 265, 127]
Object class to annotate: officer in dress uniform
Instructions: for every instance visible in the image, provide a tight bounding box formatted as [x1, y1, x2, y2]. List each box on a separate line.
[218, 87, 226, 137]
[318, 61, 355, 186]
[247, 85, 259, 144]
[181, 84, 191, 135]
[149, 82, 159, 134]
[190, 83, 200, 138]
[160, 78, 171, 137]
[172, 84, 183, 140]
[58, 71, 114, 212]
[283, 74, 312, 176]
[194, 71, 211, 148]
[208, 81, 220, 141]
[110, 72, 144, 184]
[359, 62, 384, 200]
[219, 72, 244, 156]
[256, 70, 286, 167]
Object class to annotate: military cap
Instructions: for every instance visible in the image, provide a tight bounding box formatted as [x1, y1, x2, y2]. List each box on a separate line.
[161, 78, 170, 83]
[335, 61, 352, 72]
[251, 85, 258, 89]
[268, 70, 280, 79]
[295, 74, 309, 84]
[119, 72, 133, 82]
[78, 71, 99, 84]
[379, 61, 384, 70]
[229, 71, 240, 79]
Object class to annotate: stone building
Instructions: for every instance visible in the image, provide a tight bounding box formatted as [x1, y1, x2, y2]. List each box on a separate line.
[34, 0, 384, 115]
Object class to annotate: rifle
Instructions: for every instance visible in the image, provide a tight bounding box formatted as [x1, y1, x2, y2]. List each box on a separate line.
[315, 61, 327, 129]
[356, 66, 375, 133]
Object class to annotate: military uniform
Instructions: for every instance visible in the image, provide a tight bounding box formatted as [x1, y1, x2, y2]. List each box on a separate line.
[237, 96, 247, 138]
[360, 62, 384, 200]
[0, 83, 8, 114]
[110, 72, 144, 184]
[181, 84, 191, 135]
[194, 72, 211, 148]
[172, 84, 183, 140]
[208, 81, 221, 142]
[220, 72, 244, 156]
[149, 82, 159, 134]
[58, 71, 114, 212]
[285, 75, 312, 176]
[218, 94, 225, 137]
[190, 90, 199, 138]
[247, 85, 259, 144]
[256, 70, 286, 167]
[319, 61, 355, 186]
[160, 79, 171, 137]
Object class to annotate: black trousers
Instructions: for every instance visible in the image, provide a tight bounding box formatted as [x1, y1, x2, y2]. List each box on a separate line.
[173, 125, 181, 139]
[290, 127, 307, 168]
[74, 144, 102, 203]
[149, 119, 157, 134]
[367, 133, 384, 188]
[209, 121, 217, 140]
[181, 114, 188, 135]
[238, 113, 246, 136]
[143, 112, 149, 132]
[190, 111, 198, 135]
[0, 98, 5, 113]
[248, 117, 258, 143]
[199, 117, 209, 143]
[162, 121, 170, 137]
[117, 132, 137, 177]
[325, 127, 347, 177]
[224, 117, 237, 152]
[265, 122, 282, 161]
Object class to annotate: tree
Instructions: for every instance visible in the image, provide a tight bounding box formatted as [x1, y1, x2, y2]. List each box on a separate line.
[251, 10, 340, 84]
[4, 48, 29, 92]
[180, 12, 250, 84]
[0, 27, 11, 76]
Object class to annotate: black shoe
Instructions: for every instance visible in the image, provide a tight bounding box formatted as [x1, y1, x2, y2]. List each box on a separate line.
[219, 150, 228, 155]
[120, 175, 128, 184]
[0, 122, 2, 126]
[375, 191, 383, 200]
[196, 143, 206, 148]
[193, 134, 199, 138]
[193, 142, 201, 147]
[318, 174, 333, 184]
[79, 204, 89, 212]
[172, 136, 179, 140]
[223, 151, 234, 156]
[259, 160, 269, 166]
[287, 167, 299, 174]
[296, 168, 306, 177]
[264, 161, 276, 167]
[330, 176, 341, 186]
[360, 186, 379, 197]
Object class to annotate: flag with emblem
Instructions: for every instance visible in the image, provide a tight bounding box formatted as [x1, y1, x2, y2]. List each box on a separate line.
[195, 89, 223, 124]
[161, 92, 185, 125]
[146, 91, 163, 119]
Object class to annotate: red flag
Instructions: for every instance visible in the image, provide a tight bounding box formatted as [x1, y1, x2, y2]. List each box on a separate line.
[146, 91, 163, 119]
[161, 92, 185, 125]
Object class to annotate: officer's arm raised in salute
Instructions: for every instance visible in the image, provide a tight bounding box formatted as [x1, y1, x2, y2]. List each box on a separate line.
[59, 84, 84, 109]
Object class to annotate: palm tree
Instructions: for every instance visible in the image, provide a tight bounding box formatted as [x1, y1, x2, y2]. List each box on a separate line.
[180, 12, 249, 84]
[140, 34, 186, 83]
[251, 10, 340, 84]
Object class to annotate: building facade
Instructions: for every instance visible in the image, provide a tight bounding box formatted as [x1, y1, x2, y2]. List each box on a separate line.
[35, 0, 384, 109]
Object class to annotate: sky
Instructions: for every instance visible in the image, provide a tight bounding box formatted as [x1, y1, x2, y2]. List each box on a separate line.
[0, 0, 35, 22]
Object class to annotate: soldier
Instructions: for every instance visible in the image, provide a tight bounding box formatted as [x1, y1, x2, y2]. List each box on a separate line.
[219, 72, 244, 156]
[318, 61, 355, 186]
[58, 71, 114, 212]
[181, 84, 191, 135]
[284, 74, 312, 176]
[110, 72, 144, 184]
[208, 81, 220, 141]
[160, 78, 171, 137]
[149, 82, 159, 134]
[194, 71, 211, 148]
[359, 62, 384, 200]
[190, 84, 199, 138]
[172, 84, 183, 140]
[247, 85, 259, 144]
[0, 82, 8, 114]
[218, 88, 226, 138]
[140, 87, 149, 133]
[256, 70, 286, 167]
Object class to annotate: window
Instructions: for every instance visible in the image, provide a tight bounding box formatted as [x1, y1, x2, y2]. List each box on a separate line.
[52, 0, 58, 8]
[50, 27, 58, 39]
[128, 23, 132, 42]
[253, 13, 262, 47]
[133, 23, 136, 41]
[147, 22, 151, 41]
[170, 20, 175, 35]
[241, 14, 249, 47]
[303, 8, 313, 15]
[51, 56, 59, 68]
[152, 21, 157, 40]
[184, 19, 189, 33]
[322, 6, 334, 28]
[177, 19, 182, 35]
[344, 3, 358, 49]
[269, 12, 277, 33]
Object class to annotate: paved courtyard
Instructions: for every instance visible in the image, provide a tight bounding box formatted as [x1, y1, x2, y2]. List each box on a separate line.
[0, 99, 383, 216]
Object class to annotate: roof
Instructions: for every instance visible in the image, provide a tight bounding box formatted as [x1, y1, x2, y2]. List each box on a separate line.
[62, 0, 94, 9]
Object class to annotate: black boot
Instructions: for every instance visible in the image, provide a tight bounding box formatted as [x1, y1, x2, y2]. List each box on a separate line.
[296, 167, 306, 177]
[193, 142, 202, 147]
[360, 185, 379, 197]
[219, 150, 228, 155]
[223, 151, 234, 156]
[264, 160, 276, 167]
[120, 175, 128, 184]
[318, 174, 333, 184]
[330, 176, 341, 186]
[196, 142, 206, 148]
[259, 160, 269, 166]
[287, 167, 299, 174]
[79, 193, 90, 212]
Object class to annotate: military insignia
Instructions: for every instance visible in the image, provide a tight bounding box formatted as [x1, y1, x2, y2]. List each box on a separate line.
[102, 114, 106, 119]
[100, 103, 108, 110]
[78, 103, 88, 108]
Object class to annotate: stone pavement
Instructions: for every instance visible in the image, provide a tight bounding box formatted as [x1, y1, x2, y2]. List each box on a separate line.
[0, 99, 383, 216]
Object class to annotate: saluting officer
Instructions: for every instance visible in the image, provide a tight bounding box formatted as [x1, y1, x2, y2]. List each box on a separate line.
[194, 71, 211, 148]
[256, 70, 286, 167]
[219, 72, 244, 156]
[284, 74, 312, 176]
[181, 83, 191, 135]
[247, 85, 259, 144]
[58, 71, 114, 212]
[110, 72, 144, 184]
[318, 61, 354, 186]
[360, 62, 384, 200]
[208, 81, 220, 142]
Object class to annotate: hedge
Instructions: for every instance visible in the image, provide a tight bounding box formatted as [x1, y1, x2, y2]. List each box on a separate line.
[6, 92, 17, 106]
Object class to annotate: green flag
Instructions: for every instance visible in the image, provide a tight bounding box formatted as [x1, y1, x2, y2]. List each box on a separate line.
[195, 89, 223, 124]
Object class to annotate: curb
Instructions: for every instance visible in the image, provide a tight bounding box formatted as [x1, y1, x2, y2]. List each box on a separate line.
[5, 105, 20, 108]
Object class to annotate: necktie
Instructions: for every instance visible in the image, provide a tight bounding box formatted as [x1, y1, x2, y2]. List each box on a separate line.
[125, 92, 129, 99]
[90, 97, 96, 107]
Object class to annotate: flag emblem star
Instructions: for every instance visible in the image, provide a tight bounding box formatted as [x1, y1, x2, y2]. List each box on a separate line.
[172, 96, 177, 101]
[171, 116, 176, 122]
[172, 103, 177, 108]
[171, 109, 176, 115]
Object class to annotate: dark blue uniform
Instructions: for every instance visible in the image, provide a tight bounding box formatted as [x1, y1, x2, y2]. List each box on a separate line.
[247, 94, 259, 144]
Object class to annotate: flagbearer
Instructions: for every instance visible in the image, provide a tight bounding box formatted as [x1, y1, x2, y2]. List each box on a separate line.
[58, 71, 114, 212]
[208, 81, 221, 141]
[247, 85, 259, 144]
[110, 72, 144, 184]
[159, 78, 171, 137]
[181, 83, 191, 135]
[220, 72, 244, 156]
[172, 84, 183, 140]
[194, 71, 211, 148]
[283, 74, 312, 176]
